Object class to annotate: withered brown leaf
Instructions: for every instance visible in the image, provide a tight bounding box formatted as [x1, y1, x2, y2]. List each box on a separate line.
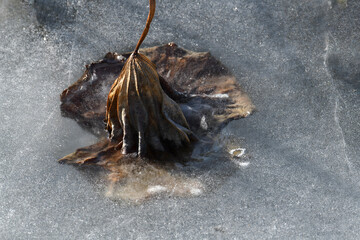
[58, 0, 254, 201]
[105, 52, 193, 157]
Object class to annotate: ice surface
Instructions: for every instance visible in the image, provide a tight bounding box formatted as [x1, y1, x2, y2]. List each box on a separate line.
[1, 0, 360, 239]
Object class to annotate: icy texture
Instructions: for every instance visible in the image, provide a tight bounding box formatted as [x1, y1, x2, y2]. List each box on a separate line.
[1, 0, 360, 239]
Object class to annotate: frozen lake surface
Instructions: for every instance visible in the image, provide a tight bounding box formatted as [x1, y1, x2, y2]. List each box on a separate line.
[1, 0, 360, 239]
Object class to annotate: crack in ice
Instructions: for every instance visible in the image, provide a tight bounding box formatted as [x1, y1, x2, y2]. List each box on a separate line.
[323, 32, 353, 172]
[333, 95, 352, 171]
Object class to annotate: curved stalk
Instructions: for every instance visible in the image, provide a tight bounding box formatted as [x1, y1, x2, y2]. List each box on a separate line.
[134, 0, 156, 54]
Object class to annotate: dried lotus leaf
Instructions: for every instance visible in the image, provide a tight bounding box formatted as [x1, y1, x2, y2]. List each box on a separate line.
[105, 52, 192, 157]
[58, 0, 255, 201]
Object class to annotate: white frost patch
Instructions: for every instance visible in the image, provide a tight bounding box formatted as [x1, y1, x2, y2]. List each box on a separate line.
[116, 55, 125, 61]
[90, 72, 97, 82]
[237, 161, 250, 168]
[231, 159, 250, 168]
[208, 93, 229, 99]
[147, 185, 168, 194]
[230, 148, 250, 168]
[166, 70, 171, 78]
[200, 115, 208, 130]
[190, 187, 203, 196]
[190, 93, 229, 99]
[229, 148, 246, 158]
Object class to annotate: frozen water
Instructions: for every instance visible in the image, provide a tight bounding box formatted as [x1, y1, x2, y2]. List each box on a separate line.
[1, 0, 360, 239]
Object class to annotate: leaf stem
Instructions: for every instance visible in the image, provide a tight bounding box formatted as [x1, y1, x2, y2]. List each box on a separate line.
[134, 0, 156, 54]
